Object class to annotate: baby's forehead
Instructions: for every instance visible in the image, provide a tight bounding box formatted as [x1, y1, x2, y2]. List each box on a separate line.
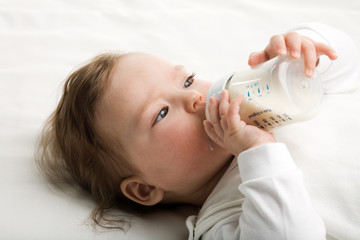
[110, 54, 179, 88]
[103, 53, 185, 108]
[99, 54, 163, 108]
[117, 53, 188, 80]
[117, 52, 172, 67]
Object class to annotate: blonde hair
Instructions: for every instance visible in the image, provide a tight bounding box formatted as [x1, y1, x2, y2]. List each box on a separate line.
[36, 52, 150, 230]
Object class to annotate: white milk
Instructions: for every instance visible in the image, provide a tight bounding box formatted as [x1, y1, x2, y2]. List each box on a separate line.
[206, 56, 323, 131]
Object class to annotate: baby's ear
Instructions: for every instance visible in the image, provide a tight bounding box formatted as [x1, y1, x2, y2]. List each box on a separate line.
[120, 176, 164, 206]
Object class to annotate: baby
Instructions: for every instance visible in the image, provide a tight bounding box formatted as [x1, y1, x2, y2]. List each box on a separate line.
[37, 22, 358, 239]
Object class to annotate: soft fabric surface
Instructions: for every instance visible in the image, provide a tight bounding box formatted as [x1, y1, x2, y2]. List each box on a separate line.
[1, 0, 359, 239]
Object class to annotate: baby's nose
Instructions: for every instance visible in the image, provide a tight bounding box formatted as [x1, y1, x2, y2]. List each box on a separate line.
[184, 91, 206, 113]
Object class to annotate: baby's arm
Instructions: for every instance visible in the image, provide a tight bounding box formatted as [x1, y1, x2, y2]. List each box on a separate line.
[237, 143, 326, 239]
[204, 91, 326, 240]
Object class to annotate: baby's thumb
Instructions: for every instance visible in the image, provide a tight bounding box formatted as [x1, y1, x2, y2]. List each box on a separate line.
[248, 51, 267, 67]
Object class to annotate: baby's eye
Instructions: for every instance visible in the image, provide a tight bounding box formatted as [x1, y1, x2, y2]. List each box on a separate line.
[154, 107, 168, 124]
[184, 73, 196, 88]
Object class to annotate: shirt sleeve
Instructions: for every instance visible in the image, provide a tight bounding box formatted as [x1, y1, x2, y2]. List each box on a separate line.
[237, 143, 326, 240]
[289, 23, 360, 94]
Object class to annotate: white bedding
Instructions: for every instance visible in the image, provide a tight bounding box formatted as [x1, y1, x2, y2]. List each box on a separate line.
[1, 0, 359, 239]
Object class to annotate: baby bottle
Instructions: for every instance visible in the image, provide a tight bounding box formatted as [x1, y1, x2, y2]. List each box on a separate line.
[205, 56, 323, 131]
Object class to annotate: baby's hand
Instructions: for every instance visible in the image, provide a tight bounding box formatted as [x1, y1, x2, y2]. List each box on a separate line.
[203, 90, 275, 157]
[248, 32, 338, 78]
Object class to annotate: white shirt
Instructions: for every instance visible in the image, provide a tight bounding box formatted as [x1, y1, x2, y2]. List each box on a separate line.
[186, 23, 359, 240]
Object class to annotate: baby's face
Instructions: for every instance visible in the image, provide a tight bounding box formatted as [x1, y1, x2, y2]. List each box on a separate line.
[98, 53, 232, 204]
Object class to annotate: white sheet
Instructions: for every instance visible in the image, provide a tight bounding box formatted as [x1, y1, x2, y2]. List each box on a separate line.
[1, 0, 359, 239]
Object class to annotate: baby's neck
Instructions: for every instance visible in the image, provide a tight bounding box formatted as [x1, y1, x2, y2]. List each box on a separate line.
[164, 156, 233, 206]
[196, 157, 233, 206]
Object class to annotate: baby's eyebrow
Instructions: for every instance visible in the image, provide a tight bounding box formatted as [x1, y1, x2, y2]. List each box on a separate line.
[174, 64, 184, 71]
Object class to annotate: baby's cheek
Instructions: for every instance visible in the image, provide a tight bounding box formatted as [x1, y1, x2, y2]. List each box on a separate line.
[166, 124, 206, 158]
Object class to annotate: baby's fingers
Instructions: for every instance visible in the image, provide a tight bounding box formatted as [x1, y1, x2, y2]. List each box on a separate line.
[219, 90, 231, 131]
[208, 97, 224, 139]
[302, 38, 337, 77]
[284, 32, 301, 59]
[227, 95, 244, 131]
[203, 120, 223, 147]
[301, 39, 317, 77]
[266, 34, 287, 58]
[314, 42, 338, 60]
[248, 51, 269, 66]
